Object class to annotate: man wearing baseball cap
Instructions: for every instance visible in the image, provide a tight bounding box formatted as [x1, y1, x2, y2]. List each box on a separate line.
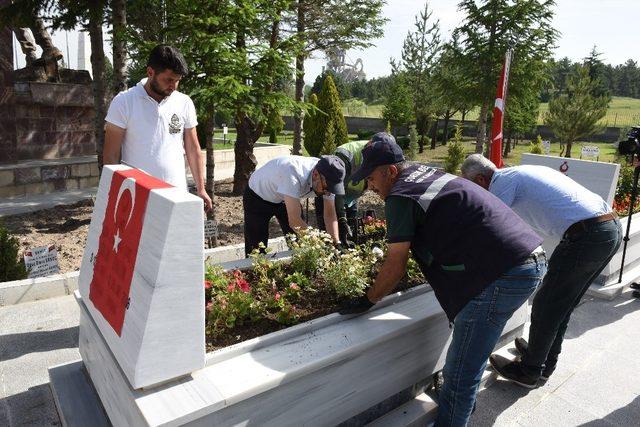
[341, 137, 547, 426]
[243, 155, 346, 256]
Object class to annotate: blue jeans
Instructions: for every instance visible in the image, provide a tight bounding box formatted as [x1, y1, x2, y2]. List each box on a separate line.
[522, 218, 622, 374]
[436, 254, 547, 427]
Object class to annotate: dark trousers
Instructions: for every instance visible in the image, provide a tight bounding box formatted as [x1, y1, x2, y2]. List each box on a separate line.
[243, 187, 294, 257]
[522, 218, 622, 375]
[314, 195, 358, 230]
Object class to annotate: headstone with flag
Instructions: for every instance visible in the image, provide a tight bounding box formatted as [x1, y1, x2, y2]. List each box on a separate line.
[489, 49, 513, 168]
[78, 165, 205, 389]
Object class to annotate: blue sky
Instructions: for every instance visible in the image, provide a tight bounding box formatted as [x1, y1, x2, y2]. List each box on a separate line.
[11, 0, 640, 85]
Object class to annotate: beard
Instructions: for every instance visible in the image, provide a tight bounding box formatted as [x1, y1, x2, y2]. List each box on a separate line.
[149, 77, 173, 98]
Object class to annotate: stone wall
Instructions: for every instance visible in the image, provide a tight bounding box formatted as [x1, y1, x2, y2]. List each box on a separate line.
[0, 82, 96, 164]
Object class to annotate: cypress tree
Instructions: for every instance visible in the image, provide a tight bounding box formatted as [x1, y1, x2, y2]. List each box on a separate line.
[317, 74, 349, 155]
[303, 93, 322, 156]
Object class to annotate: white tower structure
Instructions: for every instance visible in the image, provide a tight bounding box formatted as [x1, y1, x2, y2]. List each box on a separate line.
[77, 31, 92, 76]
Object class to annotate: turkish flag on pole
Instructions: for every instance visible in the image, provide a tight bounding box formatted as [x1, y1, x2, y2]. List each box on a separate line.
[489, 49, 513, 168]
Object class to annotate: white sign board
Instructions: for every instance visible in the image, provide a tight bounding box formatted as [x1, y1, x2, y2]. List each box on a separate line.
[542, 140, 551, 155]
[24, 245, 60, 278]
[223, 126, 228, 135]
[78, 165, 205, 389]
[520, 153, 620, 254]
[581, 145, 600, 159]
[204, 219, 218, 240]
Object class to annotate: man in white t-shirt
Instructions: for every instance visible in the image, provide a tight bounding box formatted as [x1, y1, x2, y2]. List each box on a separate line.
[243, 155, 346, 256]
[103, 44, 212, 210]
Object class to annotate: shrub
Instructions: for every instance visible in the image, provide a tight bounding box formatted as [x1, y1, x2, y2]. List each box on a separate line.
[322, 250, 371, 299]
[356, 129, 376, 140]
[266, 108, 284, 144]
[303, 93, 322, 156]
[443, 124, 466, 173]
[405, 125, 419, 160]
[0, 223, 28, 282]
[288, 228, 334, 276]
[396, 136, 410, 149]
[529, 135, 544, 154]
[316, 74, 349, 155]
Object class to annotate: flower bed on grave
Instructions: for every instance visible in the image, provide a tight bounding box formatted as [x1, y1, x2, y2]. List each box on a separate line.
[613, 165, 640, 217]
[204, 227, 425, 350]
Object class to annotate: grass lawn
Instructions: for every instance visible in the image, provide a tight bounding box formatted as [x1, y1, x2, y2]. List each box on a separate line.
[413, 138, 621, 167]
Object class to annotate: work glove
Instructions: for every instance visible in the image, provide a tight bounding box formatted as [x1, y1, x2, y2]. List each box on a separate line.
[338, 295, 375, 315]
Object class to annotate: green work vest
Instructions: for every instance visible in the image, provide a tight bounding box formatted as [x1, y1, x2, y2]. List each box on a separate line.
[335, 140, 367, 206]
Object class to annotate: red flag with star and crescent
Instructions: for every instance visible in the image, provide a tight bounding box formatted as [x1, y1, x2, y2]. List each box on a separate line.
[89, 169, 171, 336]
[489, 49, 513, 169]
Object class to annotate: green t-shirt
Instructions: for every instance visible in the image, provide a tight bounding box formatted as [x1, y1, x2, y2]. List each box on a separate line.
[385, 196, 433, 268]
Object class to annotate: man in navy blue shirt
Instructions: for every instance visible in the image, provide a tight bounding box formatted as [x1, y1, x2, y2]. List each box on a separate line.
[340, 137, 547, 426]
[462, 154, 622, 388]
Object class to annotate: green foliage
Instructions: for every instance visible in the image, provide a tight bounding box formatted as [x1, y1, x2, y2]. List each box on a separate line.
[544, 65, 611, 157]
[323, 251, 371, 298]
[385, 120, 392, 134]
[303, 93, 322, 156]
[0, 223, 28, 282]
[266, 108, 284, 144]
[356, 129, 376, 140]
[443, 124, 466, 173]
[288, 229, 334, 277]
[529, 135, 544, 154]
[406, 125, 419, 160]
[382, 73, 414, 137]
[311, 70, 350, 100]
[316, 74, 349, 155]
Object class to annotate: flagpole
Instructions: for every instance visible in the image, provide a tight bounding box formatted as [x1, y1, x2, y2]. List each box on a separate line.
[489, 48, 513, 168]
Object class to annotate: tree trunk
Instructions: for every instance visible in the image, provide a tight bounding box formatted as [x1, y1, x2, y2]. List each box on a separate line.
[111, 0, 127, 94]
[503, 130, 511, 157]
[476, 102, 489, 154]
[565, 141, 572, 158]
[461, 109, 467, 123]
[292, 0, 305, 155]
[442, 110, 451, 145]
[232, 113, 259, 195]
[88, 5, 107, 169]
[205, 113, 217, 246]
[430, 119, 438, 150]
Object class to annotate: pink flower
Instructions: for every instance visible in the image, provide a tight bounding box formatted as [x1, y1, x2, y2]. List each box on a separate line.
[227, 283, 235, 292]
[204, 280, 212, 290]
[275, 292, 281, 301]
[206, 302, 213, 311]
[289, 283, 300, 290]
[236, 279, 250, 293]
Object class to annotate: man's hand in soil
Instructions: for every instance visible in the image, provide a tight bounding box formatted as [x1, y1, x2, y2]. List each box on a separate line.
[338, 295, 375, 315]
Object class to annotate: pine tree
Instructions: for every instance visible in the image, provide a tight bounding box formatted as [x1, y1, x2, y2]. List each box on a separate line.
[544, 66, 610, 158]
[316, 74, 348, 155]
[382, 73, 414, 138]
[303, 93, 322, 156]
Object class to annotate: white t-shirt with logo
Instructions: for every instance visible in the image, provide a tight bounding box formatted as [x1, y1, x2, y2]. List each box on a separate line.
[249, 155, 334, 203]
[105, 78, 198, 190]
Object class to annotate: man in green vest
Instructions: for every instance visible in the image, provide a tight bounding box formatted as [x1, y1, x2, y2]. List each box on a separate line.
[314, 136, 371, 245]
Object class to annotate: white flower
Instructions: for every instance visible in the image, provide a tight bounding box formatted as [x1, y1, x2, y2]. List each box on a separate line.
[372, 247, 384, 259]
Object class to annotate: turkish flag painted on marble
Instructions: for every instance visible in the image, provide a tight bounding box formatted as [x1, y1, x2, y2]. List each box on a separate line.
[89, 169, 172, 336]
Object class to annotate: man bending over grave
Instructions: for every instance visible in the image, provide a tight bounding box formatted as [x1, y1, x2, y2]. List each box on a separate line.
[103, 45, 212, 211]
[339, 139, 547, 426]
[461, 154, 622, 388]
[243, 155, 346, 256]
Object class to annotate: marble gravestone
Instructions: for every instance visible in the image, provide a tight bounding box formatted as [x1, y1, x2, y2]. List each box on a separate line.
[78, 165, 205, 389]
[520, 153, 620, 253]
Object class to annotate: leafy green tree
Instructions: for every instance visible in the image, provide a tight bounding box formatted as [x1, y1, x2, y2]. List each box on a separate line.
[316, 74, 348, 155]
[529, 135, 543, 154]
[544, 66, 610, 158]
[405, 124, 419, 160]
[291, 0, 386, 155]
[382, 73, 414, 138]
[453, 0, 557, 153]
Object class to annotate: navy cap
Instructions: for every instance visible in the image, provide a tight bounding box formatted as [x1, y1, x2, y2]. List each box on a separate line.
[351, 133, 405, 183]
[316, 155, 346, 195]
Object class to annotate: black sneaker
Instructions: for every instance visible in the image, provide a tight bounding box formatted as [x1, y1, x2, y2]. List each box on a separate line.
[630, 282, 640, 290]
[489, 354, 538, 389]
[513, 338, 554, 380]
[634, 290, 640, 299]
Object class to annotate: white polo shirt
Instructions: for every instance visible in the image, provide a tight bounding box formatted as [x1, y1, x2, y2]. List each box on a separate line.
[248, 156, 335, 203]
[105, 78, 198, 190]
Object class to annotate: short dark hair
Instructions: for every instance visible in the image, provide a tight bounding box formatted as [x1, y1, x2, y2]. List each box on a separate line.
[146, 45, 189, 75]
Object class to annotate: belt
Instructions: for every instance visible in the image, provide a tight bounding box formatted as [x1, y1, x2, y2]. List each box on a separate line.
[564, 212, 618, 238]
